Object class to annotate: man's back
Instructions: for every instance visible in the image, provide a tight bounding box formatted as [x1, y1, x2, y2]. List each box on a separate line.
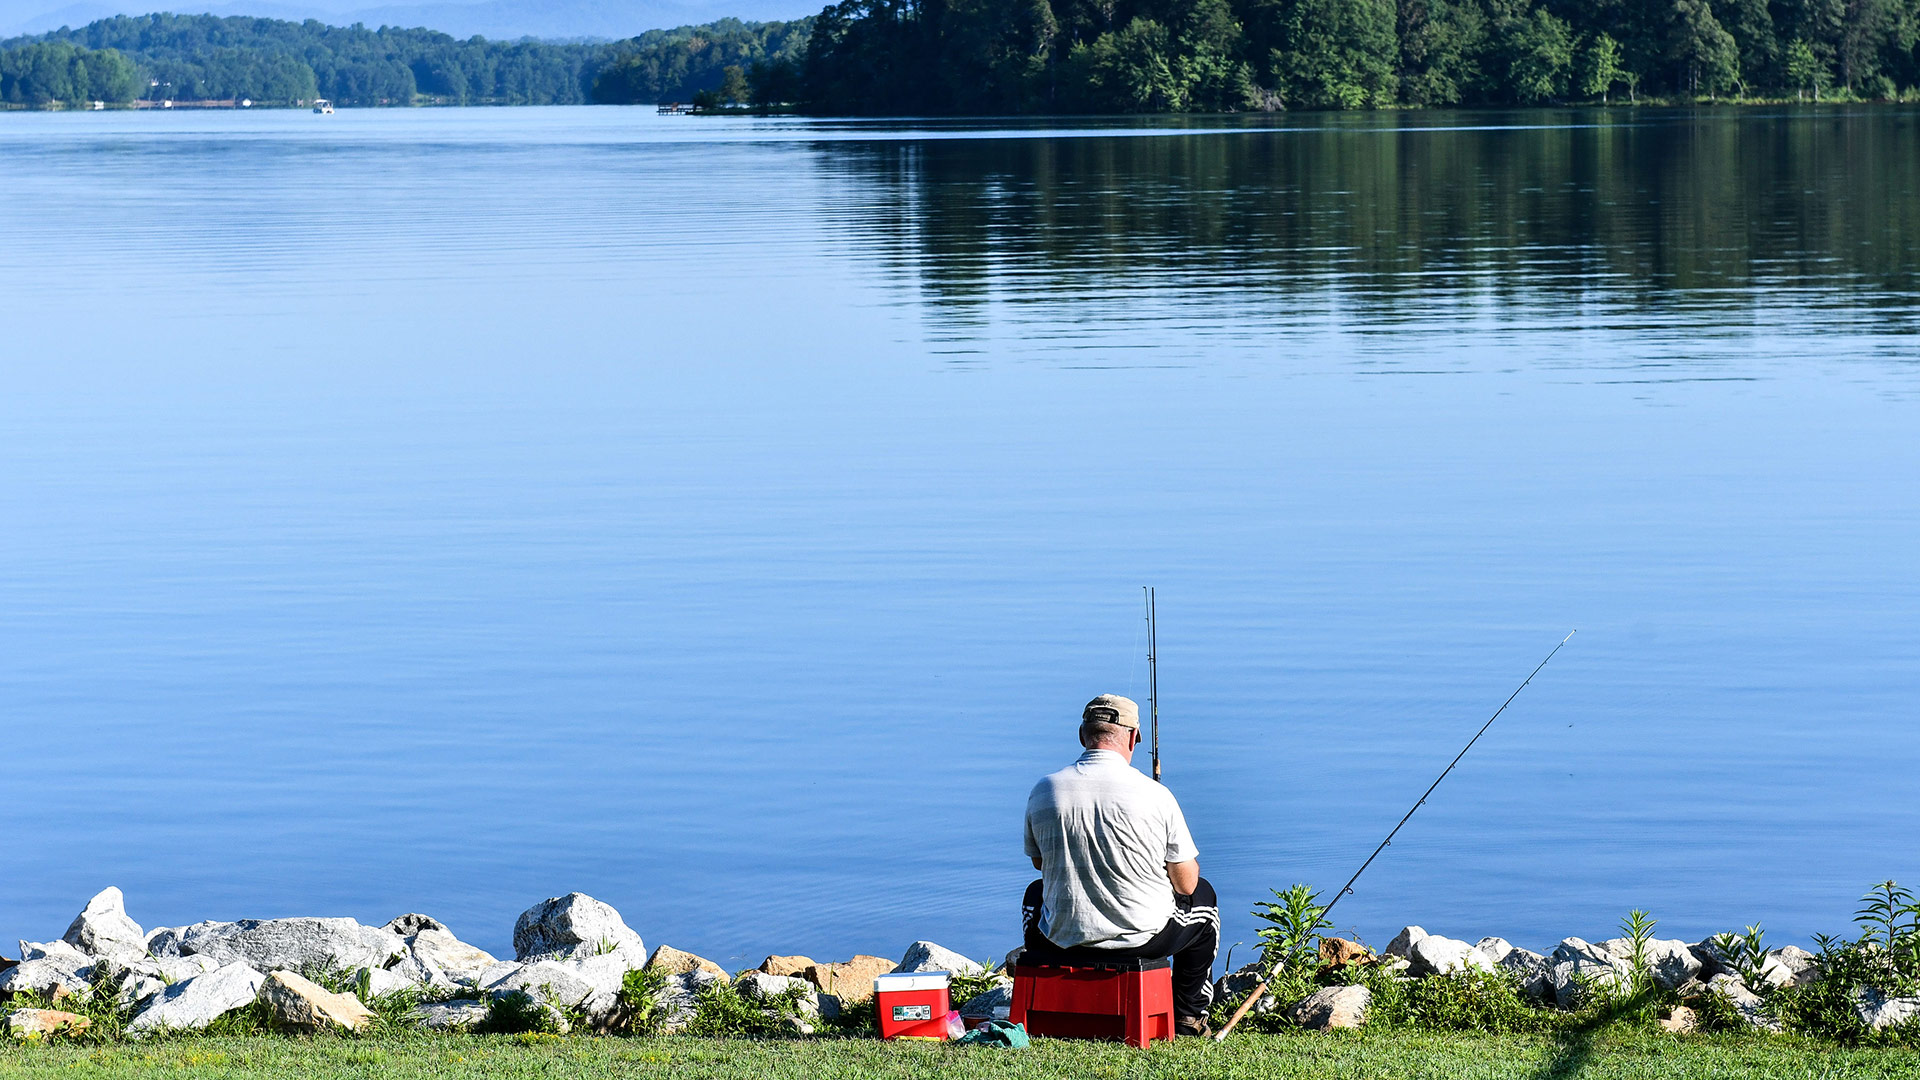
[1023, 747, 1198, 949]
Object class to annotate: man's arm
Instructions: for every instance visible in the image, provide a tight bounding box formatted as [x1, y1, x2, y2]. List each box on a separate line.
[1167, 859, 1199, 896]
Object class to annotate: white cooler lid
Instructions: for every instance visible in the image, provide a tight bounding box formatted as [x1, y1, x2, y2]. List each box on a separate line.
[874, 971, 950, 992]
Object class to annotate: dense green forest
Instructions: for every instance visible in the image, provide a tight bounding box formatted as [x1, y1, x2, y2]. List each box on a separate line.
[5, 0, 1920, 112]
[795, 0, 1920, 111]
[0, 13, 805, 106]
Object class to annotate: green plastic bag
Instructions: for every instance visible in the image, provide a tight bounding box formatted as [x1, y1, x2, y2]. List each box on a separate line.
[955, 1019, 1030, 1048]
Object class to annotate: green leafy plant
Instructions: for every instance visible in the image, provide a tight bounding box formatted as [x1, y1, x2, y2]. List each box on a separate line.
[946, 963, 1006, 1013]
[1252, 884, 1331, 977]
[475, 990, 565, 1035]
[681, 980, 809, 1038]
[1405, 968, 1550, 1033]
[1709, 925, 1771, 990]
[1620, 909, 1657, 996]
[614, 966, 670, 1035]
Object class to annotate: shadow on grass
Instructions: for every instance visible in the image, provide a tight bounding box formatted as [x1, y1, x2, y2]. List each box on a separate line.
[1533, 989, 1662, 1080]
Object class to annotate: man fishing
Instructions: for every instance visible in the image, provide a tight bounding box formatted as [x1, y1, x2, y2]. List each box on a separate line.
[1022, 693, 1220, 1036]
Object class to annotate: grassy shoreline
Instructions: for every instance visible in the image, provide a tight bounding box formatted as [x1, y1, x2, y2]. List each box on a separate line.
[3, 1029, 1913, 1078]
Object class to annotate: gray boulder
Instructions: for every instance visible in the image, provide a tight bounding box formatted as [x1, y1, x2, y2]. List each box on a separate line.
[178, 918, 405, 973]
[145, 926, 187, 958]
[1498, 947, 1553, 1002]
[1689, 938, 1735, 979]
[412, 999, 488, 1030]
[655, 970, 726, 1032]
[893, 941, 983, 976]
[126, 962, 265, 1034]
[63, 888, 147, 965]
[1290, 984, 1371, 1030]
[1853, 988, 1920, 1032]
[382, 914, 448, 937]
[1384, 926, 1428, 960]
[1549, 938, 1630, 1008]
[512, 893, 645, 961]
[959, 984, 1013, 1020]
[1409, 934, 1495, 977]
[407, 928, 498, 985]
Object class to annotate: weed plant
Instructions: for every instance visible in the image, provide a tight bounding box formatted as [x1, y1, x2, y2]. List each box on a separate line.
[680, 981, 810, 1038]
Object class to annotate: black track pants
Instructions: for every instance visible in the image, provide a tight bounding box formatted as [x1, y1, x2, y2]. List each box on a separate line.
[1020, 877, 1220, 1020]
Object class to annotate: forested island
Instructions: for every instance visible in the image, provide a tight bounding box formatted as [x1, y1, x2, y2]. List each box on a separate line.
[2, 0, 1916, 113]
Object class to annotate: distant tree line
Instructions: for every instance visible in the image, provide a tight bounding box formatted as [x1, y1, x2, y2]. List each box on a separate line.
[790, 0, 1920, 112]
[588, 18, 811, 103]
[0, 13, 808, 107]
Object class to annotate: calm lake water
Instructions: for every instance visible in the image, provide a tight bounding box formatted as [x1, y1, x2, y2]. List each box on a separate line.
[3, 106, 1917, 968]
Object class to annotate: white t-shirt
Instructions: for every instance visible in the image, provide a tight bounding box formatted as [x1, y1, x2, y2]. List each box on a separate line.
[1023, 748, 1200, 949]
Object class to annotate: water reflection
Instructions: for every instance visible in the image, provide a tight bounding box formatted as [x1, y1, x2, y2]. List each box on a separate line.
[819, 109, 1920, 370]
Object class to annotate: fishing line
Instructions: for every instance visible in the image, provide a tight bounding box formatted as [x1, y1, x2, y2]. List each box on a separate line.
[1214, 629, 1578, 1040]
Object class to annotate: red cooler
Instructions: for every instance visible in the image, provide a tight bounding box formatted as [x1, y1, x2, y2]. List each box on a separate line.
[874, 972, 957, 1039]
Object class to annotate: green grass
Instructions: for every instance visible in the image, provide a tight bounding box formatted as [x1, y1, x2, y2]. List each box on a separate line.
[1, 1030, 1911, 1078]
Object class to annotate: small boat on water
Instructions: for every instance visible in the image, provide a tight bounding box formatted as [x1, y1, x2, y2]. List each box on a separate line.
[313, 99, 334, 114]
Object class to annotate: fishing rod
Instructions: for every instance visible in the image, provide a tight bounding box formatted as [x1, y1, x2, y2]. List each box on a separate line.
[1145, 586, 1160, 781]
[1214, 629, 1577, 1041]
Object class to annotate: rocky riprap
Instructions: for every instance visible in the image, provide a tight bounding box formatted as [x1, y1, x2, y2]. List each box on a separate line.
[0, 888, 1014, 1038]
[1217, 923, 1884, 1032]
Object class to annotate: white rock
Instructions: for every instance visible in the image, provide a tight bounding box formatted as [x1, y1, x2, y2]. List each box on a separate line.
[1408, 934, 1494, 977]
[389, 949, 456, 991]
[62, 888, 147, 965]
[1641, 940, 1704, 991]
[735, 971, 821, 1034]
[117, 974, 169, 1010]
[353, 965, 418, 998]
[1384, 926, 1428, 959]
[126, 962, 265, 1034]
[486, 952, 636, 1020]
[1, 957, 96, 997]
[1289, 984, 1371, 1030]
[178, 918, 405, 974]
[18, 940, 91, 964]
[893, 941, 983, 976]
[1689, 938, 1734, 979]
[1474, 937, 1515, 965]
[154, 955, 220, 982]
[1771, 945, 1819, 986]
[412, 999, 488, 1030]
[1549, 938, 1630, 1008]
[1853, 988, 1920, 1031]
[1708, 973, 1780, 1031]
[407, 928, 497, 985]
[511, 893, 645, 961]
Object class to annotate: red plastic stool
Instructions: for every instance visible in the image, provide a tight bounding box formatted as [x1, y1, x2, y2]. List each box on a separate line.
[1009, 957, 1174, 1048]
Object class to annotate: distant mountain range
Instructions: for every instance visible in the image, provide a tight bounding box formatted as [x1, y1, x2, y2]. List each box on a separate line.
[1, 0, 817, 40]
